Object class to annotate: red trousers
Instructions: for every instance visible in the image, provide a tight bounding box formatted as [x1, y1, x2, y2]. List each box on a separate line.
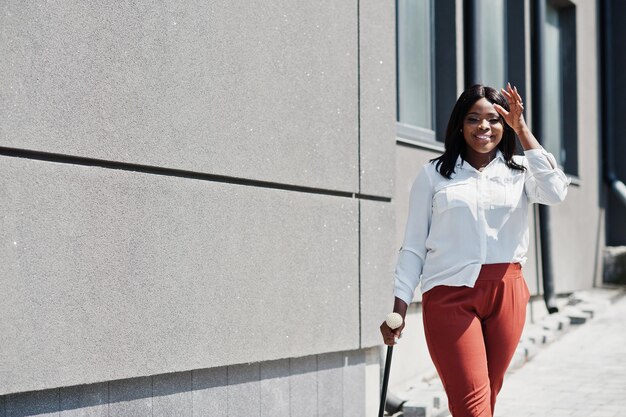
[422, 263, 530, 417]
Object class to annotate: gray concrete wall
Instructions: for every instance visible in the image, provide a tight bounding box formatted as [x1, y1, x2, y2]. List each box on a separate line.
[359, 0, 396, 198]
[0, 0, 358, 192]
[358, 0, 397, 348]
[0, 0, 397, 398]
[0, 349, 368, 417]
[0, 156, 362, 395]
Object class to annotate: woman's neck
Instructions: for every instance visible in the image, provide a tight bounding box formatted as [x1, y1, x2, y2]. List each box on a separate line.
[464, 150, 498, 171]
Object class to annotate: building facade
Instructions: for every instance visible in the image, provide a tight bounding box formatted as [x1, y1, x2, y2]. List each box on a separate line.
[0, 0, 619, 416]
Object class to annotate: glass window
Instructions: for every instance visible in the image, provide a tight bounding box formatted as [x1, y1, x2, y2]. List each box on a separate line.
[543, 4, 563, 162]
[541, 0, 578, 175]
[397, 0, 433, 131]
[475, 0, 506, 88]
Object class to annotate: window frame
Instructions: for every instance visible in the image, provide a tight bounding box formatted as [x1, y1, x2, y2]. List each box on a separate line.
[395, 0, 436, 140]
[464, 0, 509, 89]
[395, 0, 458, 147]
[532, 0, 579, 177]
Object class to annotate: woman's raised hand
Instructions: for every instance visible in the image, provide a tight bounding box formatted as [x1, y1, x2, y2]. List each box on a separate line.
[494, 83, 528, 134]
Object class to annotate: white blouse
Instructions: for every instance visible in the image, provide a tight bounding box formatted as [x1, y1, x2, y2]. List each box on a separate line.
[394, 147, 570, 305]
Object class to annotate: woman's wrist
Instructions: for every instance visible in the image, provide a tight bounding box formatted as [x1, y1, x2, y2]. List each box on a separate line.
[393, 297, 409, 320]
[515, 125, 542, 151]
[513, 122, 530, 137]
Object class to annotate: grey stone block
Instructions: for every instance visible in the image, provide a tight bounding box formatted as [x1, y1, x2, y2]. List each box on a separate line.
[6, 389, 59, 417]
[0, 157, 360, 394]
[401, 377, 449, 417]
[343, 350, 366, 417]
[541, 314, 571, 333]
[0, 0, 359, 193]
[317, 352, 343, 417]
[523, 324, 556, 345]
[228, 363, 260, 417]
[576, 302, 607, 319]
[402, 401, 427, 417]
[192, 367, 227, 417]
[289, 356, 317, 417]
[260, 360, 289, 417]
[153, 372, 192, 417]
[562, 306, 590, 325]
[359, 0, 396, 197]
[60, 383, 107, 417]
[520, 338, 540, 360]
[108, 377, 152, 417]
[360, 200, 396, 347]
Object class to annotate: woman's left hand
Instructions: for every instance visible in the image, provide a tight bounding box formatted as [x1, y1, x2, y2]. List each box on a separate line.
[494, 83, 527, 134]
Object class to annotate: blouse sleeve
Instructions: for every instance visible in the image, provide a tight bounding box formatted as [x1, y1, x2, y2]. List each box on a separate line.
[523, 147, 570, 205]
[393, 165, 434, 305]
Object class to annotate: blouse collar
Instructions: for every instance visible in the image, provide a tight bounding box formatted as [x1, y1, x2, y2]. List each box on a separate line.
[455, 149, 505, 171]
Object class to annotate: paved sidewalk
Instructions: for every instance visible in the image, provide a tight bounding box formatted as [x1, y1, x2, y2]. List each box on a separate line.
[495, 295, 626, 417]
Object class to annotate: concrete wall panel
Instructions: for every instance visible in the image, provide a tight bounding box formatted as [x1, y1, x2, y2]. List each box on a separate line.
[342, 350, 366, 417]
[108, 377, 152, 417]
[551, 185, 601, 293]
[360, 200, 396, 347]
[288, 356, 317, 417]
[0, 1, 358, 192]
[259, 360, 289, 417]
[317, 352, 343, 416]
[1, 349, 371, 417]
[6, 390, 59, 417]
[0, 156, 359, 395]
[191, 367, 227, 417]
[227, 364, 260, 417]
[359, 0, 396, 197]
[153, 372, 192, 417]
[60, 383, 108, 417]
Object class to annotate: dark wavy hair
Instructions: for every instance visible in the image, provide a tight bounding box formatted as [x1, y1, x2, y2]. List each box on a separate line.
[431, 84, 526, 178]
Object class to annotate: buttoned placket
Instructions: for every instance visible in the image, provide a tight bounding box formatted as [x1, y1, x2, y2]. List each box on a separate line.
[459, 158, 499, 264]
[477, 169, 488, 262]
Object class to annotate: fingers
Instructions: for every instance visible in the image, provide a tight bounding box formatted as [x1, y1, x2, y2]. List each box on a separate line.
[502, 84, 516, 103]
[503, 83, 524, 104]
[502, 84, 513, 100]
[501, 86, 524, 117]
[513, 85, 523, 102]
[493, 103, 509, 116]
[380, 322, 402, 346]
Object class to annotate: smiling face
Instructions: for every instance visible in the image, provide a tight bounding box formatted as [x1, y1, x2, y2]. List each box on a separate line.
[462, 98, 504, 167]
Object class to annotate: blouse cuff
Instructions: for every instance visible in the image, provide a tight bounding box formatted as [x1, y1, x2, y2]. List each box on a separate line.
[524, 147, 558, 170]
[393, 285, 414, 307]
